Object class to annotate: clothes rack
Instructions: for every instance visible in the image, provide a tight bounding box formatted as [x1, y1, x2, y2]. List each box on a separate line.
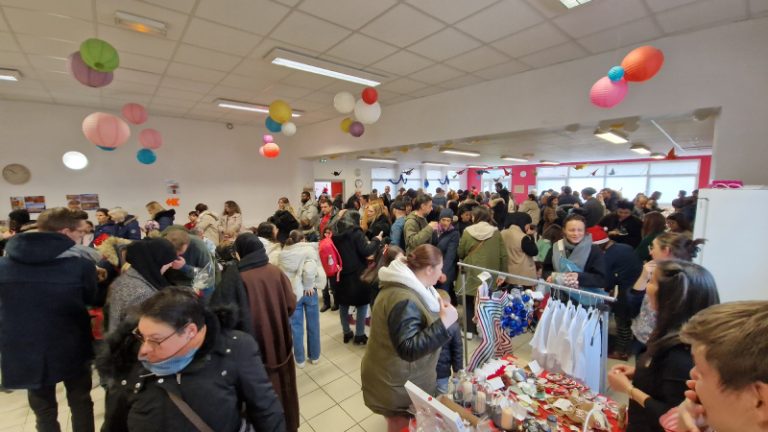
[456, 262, 614, 393]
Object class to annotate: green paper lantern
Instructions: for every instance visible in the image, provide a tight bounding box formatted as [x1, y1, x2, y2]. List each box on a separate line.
[79, 38, 119, 72]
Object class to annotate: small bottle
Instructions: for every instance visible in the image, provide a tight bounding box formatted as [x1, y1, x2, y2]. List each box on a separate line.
[452, 376, 463, 404]
[547, 415, 558, 432]
[460, 375, 474, 409]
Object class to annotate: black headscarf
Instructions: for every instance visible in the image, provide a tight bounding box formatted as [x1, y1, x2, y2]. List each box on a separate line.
[504, 212, 532, 230]
[235, 233, 269, 271]
[125, 238, 177, 289]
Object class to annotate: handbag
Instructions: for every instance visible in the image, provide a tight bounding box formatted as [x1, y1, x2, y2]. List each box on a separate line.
[162, 387, 215, 432]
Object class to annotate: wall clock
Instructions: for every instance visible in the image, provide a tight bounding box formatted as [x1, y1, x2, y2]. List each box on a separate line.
[520, 170, 528, 178]
[2, 163, 31, 185]
[355, 178, 363, 189]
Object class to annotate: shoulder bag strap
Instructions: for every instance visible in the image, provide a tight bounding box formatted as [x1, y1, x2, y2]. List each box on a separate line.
[465, 239, 487, 259]
[162, 387, 216, 432]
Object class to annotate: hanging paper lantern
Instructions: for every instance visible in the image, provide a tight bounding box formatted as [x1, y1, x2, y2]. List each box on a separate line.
[589, 77, 628, 108]
[333, 92, 355, 114]
[349, 121, 364, 137]
[340, 117, 353, 133]
[79, 38, 119, 72]
[361, 87, 378, 104]
[97, 146, 115, 151]
[353, 99, 381, 124]
[268, 100, 292, 124]
[136, 148, 157, 165]
[258, 145, 266, 157]
[67, 52, 113, 88]
[122, 103, 148, 125]
[621, 46, 664, 82]
[281, 122, 297, 137]
[265, 116, 282, 133]
[139, 128, 162, 149]
[82, 112, 131, 148]
[607, 66, 625, 82]
[262, 142, 280, 158]
[263, 134, 274, 144]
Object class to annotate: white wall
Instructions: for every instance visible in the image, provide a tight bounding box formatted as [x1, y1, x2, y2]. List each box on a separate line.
[311, 159, 370, 199]
[289, 17, 768, 185]
[0, 101, 313, 228]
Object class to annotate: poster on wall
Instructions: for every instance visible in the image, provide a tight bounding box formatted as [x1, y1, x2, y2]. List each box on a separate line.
[66, 194, 100, 210]
[165, 180, 180, 195]
[10, 196, 46, 213]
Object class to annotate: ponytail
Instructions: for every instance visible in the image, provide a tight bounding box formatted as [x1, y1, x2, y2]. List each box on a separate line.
[405, 244, 442, 272]
[284, 230, 305, 246]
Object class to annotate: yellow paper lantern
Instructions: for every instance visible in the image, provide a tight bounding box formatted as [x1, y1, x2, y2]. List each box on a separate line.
[340, 117, 352, 133]
[268, 100, 292, 124]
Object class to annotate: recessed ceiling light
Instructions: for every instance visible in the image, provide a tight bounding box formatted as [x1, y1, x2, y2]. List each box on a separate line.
[540, 160, 560, 166]
[501, 156, 528, 162]
[440, 149, 480, 157]
[594, 128, 629, 144]
[630, 144, 651, 155]
[62, 151, 88, 170]
[115, 11, 167, 36]
[266, 48, 385, 87]
[422, 161, 450, 166]
[215, 99, 302, 117]
[0, 68, 22, 82]
[559, 0, 593, 9]
[650, 152, 666, 160]
[358, 157, 397, 164]
[467, 165, 489, 168]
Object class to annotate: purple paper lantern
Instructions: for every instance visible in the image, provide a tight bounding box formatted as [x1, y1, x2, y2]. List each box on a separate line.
[349, 121, 365, 137]
[68, 51, 113, 88]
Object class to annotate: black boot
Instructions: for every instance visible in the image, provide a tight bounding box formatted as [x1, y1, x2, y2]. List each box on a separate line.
[321, 287, 331, 312]
[343, 331, 354, 344]
[353, 335, 368, 345]
[331, 304, 339, 311]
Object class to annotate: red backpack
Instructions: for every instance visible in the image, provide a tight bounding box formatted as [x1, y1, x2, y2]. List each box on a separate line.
[319, 236, 342, 281]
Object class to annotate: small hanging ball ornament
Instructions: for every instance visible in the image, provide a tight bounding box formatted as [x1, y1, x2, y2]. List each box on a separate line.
[122, 103, 148, 125]
[139, 128, 162, 149]
[268, 100, 292, 124]
[333, 92, 356, 113]
[589, 76, 628, 108]
[265, 116, 282, 133]
[262, 142, 280, 158]
[68, 51, 113, 88]
[353, 99, 381, 124]
[79, 38, 120, 72]
[263, 134, 274, 144]
[361, 87, 378, 104]
[136, 148, 157, 165]
[607, 66, 625, 82]
[621, 45, 664, 82]
[349, 121, 365, 137]
[340, 117, 353, 133]
[281, 121, 297, 137]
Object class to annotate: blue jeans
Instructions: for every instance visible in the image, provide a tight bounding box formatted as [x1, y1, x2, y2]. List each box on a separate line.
[436, 377, 450, 395]
[340, 304, 367, 336]
[291, 289, 321, 363]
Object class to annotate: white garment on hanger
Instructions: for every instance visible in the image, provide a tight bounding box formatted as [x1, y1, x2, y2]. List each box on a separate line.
[561, 306, 588, 377]
[543, 300, 566, 370]
[552, 303, 575, 374]
[530, 298, 558, 365]
[577, 309, 603, 391]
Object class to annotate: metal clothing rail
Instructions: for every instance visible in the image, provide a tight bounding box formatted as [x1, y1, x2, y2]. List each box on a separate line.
[456, 262, 613, 393]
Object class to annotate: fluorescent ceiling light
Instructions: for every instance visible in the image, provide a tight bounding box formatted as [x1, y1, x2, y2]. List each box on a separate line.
[559, 0, 593, 9]
[650, 152, 666, 160]
[115, 11, 167, 36]
[467, 165, 489, 168]
[267, 48, 385, 87]
[540, 160, 560, 166]
[594, 128, 629, 144]
[501, 156, 528, 162]
[440, 149, 480, 157]
[422, 161, 450, 166]
[630, 144, 651, 155]
[0, 68, 22, 81]
[358, 157, 397, 164]
[215, 99, 302, 117]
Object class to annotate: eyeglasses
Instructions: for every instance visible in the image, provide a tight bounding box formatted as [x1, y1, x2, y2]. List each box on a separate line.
[132, 323, 188, 349]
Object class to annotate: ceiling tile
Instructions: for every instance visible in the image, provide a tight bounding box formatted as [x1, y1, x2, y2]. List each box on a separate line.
[522, 0, 568, 18]
[290, 99, 326, 112]
[300, 90, 334, 104]
[195, 0, 289, 34]
[408, 28, 482, 61]
[115, 68, 162, 86]
[101, 95, 152, 108]
[380, 77, 428, 94]
[321, 80, 367, 94]
[155, 86, 203, 102]
[159, 76, 215, 93]
[118, 52, 169, 74]
[0, 0, 93, 20]
[4, 7, 94, 41]
[321, 54, 366, 70]
[279, 71, 337, 90]
[261, 83, 314, 99]
[577, 17, 662, 54]
[298, 0, 397, 30]
[141, 0, 196, 13]
[410, 86, 446, 98]
[166, 62, 227, 83]
[219, 73, 272, 91]
[209, 84, 261, 101]
[173, 44, 243, 72]
[0, 32, 18, 51]
[474, 59, 530, 80]
[455, 0, 544, 43]
[183, 18, 263, 56]
[97, 25, 178, 59]
[552, 0, 648, 38]
[270, 11, 351, 53]
[274, 0, 301, 6]
[27, 54, 67, 72]
[151, 94, 198, 108]
[644, 0, 699, 13]
[148, 102, 190, 115]
[409, 64, 464, 85]
[518, 41, 588, 68]
[491, 22, 568, 58]
[370, 50, 433, 76]
[103, 81, 157, 97]
[95, 0, 190, 40]
[437, 74, 484, 90]
[444, 46, 509, 72]
[751, 0, 768, 13]
[359, 4, 444, 48]
[326, 34, 398, 66]
[406, 0, 496, 24]
[656, 0, 748, 34]
[232, 57, 293, 82]
[15, 34, 78, 57]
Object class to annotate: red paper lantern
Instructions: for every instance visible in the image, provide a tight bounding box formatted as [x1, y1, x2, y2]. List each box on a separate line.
[139, 128, 162, 149]
[122, 103, 148, 125]
[262, 142, 280, 158]
[621, 46, 664, 82]
[361, 87, 378, 104]
[68, 52, 113, 88]
[82, 112, 130, 148]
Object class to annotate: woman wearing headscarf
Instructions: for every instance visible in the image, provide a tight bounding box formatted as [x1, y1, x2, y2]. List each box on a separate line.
[106, 238, 178, 333]
[233, 233, 299, 432]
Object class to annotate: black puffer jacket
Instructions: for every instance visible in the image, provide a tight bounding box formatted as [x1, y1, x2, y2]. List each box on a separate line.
[97, 309, 285, 432]
[436, 323, 462, 379]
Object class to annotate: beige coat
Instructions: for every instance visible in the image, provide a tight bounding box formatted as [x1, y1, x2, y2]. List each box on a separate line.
[218, 213, 242, 238]
[501, 225, 537, 286]
[196, 210, 220, 245]
[518, 199, 541, 227]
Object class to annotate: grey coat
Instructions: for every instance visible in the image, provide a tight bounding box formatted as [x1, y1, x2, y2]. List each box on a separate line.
[106, 268, 158, 333]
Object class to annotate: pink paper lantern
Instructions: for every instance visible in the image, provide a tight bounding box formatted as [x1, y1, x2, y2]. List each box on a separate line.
[263, 134, 274, 143]
[122, 103, 148, 125]
[82, 112, 130, 148]
[589, 77, 628, 108]
[259, 145, 266, 157]
[68, 51, 113, 88]
[139, 128, 163, 149]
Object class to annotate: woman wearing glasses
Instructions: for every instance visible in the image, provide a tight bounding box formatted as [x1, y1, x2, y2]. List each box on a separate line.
[98, 287, 285, 432]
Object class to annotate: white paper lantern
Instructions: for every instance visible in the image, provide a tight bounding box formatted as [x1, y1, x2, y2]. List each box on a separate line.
[354, 99, 381, 125]
[333, 92, 355, 114]
[282, 122, 297, 136]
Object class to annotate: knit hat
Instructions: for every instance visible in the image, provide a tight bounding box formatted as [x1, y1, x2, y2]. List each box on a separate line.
[439, 208, 454, 220]
[587, 226, 608, 245]
[582, 187, 597, 196]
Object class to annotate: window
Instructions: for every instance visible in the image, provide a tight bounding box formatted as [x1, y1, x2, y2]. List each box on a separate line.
[537, 166, 568, 178]
[649, 160, 699, 175]
[568, 177, 604, 194]
[648, 176, 697, 204]
[535, 179, 565, 194]
[605, 176, 647, 199]
[569, 165, 604, 177]
[371, 167, 396, 195]
[606, 163, 648, 176]
[424, 169, 444, 195]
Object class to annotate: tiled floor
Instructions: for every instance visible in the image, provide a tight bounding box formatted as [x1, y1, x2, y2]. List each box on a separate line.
[0, 307, 628, 432]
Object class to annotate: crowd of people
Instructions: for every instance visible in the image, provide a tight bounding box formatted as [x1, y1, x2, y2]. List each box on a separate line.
[0, 181, 764, 432]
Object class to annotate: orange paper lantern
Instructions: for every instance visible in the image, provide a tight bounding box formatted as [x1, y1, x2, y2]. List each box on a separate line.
[621, 46, 664, 82]
[262, 142, 280, 158]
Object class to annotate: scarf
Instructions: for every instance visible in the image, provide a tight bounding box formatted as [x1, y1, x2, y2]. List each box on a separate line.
[552, 235, 593, 273]
[235, 233, 269, 271]
[378, 258, 441, 313]
[125, 238, 177, 290]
